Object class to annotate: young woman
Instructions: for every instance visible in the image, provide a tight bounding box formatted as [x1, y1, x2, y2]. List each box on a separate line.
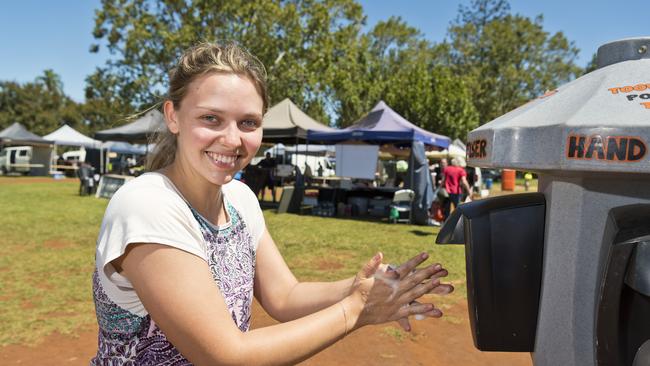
[91, 42, 453, 365]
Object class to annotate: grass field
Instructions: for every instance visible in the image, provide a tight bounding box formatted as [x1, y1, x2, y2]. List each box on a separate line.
[0, 177, 468, 346]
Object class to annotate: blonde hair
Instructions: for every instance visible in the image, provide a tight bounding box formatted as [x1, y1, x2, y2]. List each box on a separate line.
[146, 42, 268, 171]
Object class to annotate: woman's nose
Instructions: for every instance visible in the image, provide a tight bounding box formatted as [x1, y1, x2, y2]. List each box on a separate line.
[220, 121, 242, 147]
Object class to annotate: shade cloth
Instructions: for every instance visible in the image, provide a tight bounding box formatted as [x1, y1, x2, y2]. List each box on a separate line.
[44, 124, 100, 147]
[95, 110, 165, 143]
[307, 101, 450, 148]
[263, 98, 336, 143]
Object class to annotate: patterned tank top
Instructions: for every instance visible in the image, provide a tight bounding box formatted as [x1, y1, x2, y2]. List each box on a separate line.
[91, 202, 256, 365]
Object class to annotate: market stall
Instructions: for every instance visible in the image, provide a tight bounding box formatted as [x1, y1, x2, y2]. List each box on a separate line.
[306, 101, 451, 224]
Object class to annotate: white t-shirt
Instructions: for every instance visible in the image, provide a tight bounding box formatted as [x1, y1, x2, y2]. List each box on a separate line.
[95, 172, 265, 316]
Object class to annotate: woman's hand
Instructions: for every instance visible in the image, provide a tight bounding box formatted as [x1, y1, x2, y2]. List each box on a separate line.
[345, 252, 454, 332]
[387, 259, 454, 331]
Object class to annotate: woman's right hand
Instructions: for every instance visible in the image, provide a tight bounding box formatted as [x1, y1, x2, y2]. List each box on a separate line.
[345, 252, 450, 331]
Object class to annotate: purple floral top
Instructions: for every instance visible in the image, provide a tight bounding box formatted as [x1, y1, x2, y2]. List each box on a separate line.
[91, 202, 256, 365]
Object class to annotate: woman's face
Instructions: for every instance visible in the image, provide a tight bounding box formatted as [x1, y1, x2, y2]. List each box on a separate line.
[164, 72, 264, 186]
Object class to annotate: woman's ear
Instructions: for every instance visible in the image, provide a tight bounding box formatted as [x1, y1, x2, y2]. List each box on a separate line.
[163, 100, 180, 134]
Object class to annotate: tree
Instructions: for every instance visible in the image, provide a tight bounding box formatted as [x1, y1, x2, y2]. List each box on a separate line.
[87, 0, 528, 140]
[330, 16, 423, 126]
[330, 17, 478, 138]
[82, 67, 138, 133]
[0, 70, 83, 135]
[582, 53, 598, 75]
[88, 0, 366, 126]
[446, 0, 582, 124]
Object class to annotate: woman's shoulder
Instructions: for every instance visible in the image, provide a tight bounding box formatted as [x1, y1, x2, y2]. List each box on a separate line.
[108, 172, 185, 210]
[222, 179, 256, 199]
[222, 179, 261, 214]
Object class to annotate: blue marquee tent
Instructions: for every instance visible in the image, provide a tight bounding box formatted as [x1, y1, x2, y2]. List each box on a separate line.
[307, 101, 450, 149]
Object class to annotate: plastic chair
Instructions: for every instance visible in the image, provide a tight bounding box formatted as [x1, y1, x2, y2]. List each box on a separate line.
[389, 189, 415, 224]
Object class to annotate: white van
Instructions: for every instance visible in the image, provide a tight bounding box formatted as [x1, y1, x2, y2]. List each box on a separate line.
[0, 146, 33, 175]
[62, 148, 86, 164]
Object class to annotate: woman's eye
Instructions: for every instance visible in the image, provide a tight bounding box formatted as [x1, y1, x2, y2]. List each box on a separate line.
[202, 115, 219, 123]
[240, 119, 260, 130]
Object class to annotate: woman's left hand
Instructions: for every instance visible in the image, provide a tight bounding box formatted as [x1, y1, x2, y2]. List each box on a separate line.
[350, 254, 454, 332]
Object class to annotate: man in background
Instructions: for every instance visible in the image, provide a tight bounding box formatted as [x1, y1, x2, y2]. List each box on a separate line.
[441, 157, 472, 220]
[257, 152, 277, 202]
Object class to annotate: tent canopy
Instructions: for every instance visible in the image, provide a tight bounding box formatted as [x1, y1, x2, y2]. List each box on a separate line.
[101, 141, 148, 155]
[44, 124, 100, 147]
[95, 110, 166, 143]
[426, 138, 466, 160]
[307, 101, 450, 149]
[0, 122, 53, 146]
[263, 98, 336, 143]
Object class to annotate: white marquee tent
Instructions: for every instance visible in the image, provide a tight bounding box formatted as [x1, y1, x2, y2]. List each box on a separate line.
[44, 125, 101, 148]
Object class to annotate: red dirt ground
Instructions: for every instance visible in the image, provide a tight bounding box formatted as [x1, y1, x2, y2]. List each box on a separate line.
[0, 299, 532, 366]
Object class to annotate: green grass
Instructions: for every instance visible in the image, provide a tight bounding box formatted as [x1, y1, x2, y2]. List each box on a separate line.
[0, 178, 108, 346]
[0, 178, 467, 346]
[485, 178, 539, 194]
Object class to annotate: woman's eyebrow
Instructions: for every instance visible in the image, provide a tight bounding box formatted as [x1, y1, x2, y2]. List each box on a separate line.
[194, 106, 262, 120]
[242, 112, 263, 120]
[195, 105, 226, 113]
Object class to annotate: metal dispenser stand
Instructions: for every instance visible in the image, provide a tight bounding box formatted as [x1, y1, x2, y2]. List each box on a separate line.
[438, 37, 650, 365]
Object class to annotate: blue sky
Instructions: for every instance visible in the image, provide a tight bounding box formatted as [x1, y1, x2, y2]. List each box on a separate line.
[1, 0, 647, 102]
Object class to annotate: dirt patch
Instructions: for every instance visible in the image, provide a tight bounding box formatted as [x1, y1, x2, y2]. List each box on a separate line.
[35, 282, 54, 291]
[0, 177, 76, 185]
[43, 240, 74, 250]
[314, 259, 345, 271]
[0, 300, 531, 366]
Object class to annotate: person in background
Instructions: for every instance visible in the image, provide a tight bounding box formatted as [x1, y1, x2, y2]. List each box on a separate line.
[434, 158, 448, 189]
[77, 161, 96, 196]
[90, 42, 454, 365]
[441, 157, 472, 220]
[257, 151, 277, 202]
[395, 159, 408, 187]
[524, 171, 534, 191]
[303, 162, 313, 186]
[464, 164, 477, 197]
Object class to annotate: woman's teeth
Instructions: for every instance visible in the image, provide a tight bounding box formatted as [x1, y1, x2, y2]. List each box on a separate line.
[206, 152, 237, 164]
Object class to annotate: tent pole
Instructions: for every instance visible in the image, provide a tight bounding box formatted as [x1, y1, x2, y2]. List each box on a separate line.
[145, 142, 149, 171]
[409, 142, 415, 190]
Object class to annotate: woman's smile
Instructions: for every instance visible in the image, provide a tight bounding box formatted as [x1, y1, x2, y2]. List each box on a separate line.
[205, 151, 240, 169]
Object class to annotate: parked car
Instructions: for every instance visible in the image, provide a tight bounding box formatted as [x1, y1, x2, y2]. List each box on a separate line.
[0, 146, 33, 175]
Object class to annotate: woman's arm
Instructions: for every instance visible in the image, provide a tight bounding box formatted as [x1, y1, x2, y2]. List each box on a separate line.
[253, 228, 453, 323]
[118, 242, 441, 365]
[253, 229, 355, 321]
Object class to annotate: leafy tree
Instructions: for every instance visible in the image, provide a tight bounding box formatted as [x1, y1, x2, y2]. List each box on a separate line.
[89, 0, 570, 141]
[582, 53, 598, 75]
[331, 17, 478, 138]
[0, 70, 83, 135]
[331, 16, 422, 126]
[88, 0, 367, 126]
[82, 67, 138, 132]
[446, 0, 582, 124]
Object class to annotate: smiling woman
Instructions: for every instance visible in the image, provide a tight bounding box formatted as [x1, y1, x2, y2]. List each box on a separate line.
[90, 42, 454, 365]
